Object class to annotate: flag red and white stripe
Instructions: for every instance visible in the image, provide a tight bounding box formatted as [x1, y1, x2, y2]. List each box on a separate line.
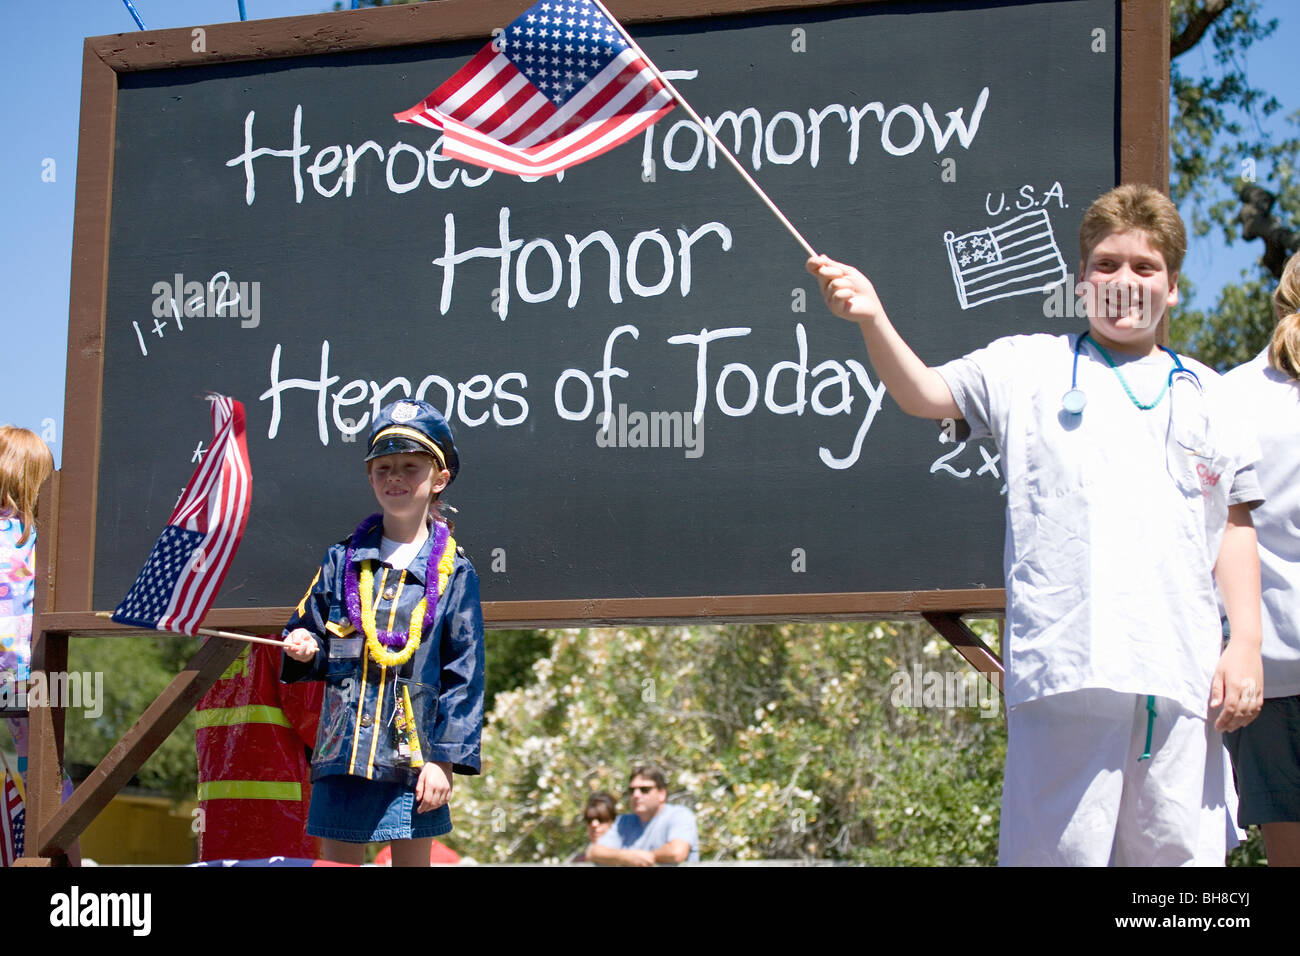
[0, 770, 23, 867]
[111, 395, 252, 636]
[395, 0, 674, 177]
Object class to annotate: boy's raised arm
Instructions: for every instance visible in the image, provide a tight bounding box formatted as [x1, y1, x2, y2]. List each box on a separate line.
[807, 255, 961, 421]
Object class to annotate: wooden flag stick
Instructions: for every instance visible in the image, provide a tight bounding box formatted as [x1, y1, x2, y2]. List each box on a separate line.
[93, 611, 287, 647]
[591, 0, 818, 259]
[196, 628, 288, 648]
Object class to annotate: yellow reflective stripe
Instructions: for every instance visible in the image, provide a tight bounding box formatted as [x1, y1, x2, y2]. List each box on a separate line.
[347, 644, 370, 776]
[198, 780, 303, 801]
[367, 662, 386, 780]
[385, 569, 406, 632]
[295, 568, 322, 617]
[197, 705, 292, 729]
[366, 569, 404, 779]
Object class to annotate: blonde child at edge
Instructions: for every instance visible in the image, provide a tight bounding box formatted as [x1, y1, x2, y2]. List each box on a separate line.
[0, 426, 82, 865]
[1, 426, 55, 769]
[808, 184, 1264, 866]
[1222, 252, 1300, 866]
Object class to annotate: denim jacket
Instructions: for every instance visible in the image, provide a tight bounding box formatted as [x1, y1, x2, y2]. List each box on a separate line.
[280, 519, 484, 786]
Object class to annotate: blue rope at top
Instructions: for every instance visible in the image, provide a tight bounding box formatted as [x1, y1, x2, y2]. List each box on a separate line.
[238, 1, 248, 21]
[121, 0, 146, 30]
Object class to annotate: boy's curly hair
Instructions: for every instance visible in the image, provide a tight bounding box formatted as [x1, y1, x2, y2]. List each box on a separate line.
[1079, 183, 1186, 275]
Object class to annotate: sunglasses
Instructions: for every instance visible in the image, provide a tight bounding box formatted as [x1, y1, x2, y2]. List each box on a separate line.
[628, 785, 658, 794]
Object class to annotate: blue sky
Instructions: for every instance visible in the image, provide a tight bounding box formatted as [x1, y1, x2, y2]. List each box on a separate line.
[1, 0, 1295, 467]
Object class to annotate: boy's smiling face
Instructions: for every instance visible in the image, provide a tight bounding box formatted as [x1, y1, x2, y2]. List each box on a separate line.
[1080, 229, 1178, 355]
[367, 452, 448, 523]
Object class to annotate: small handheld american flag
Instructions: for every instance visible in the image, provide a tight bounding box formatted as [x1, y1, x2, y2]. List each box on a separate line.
[111, 395, 252, 637]
[395, 0, 675, 177]
[0, 767, 23, 867]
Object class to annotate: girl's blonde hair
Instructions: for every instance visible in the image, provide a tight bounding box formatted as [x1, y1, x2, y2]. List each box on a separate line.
[1270, 252, 1300, 381]
[0, 426, 55, 546]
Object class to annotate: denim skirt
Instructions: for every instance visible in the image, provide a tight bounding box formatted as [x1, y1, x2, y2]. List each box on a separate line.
[307, 774, 453, 843]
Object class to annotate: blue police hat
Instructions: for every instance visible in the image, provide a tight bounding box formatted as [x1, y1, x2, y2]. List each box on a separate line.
[365, 399, 459, 482]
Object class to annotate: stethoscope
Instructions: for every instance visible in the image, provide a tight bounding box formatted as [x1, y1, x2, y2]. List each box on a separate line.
[1061, 331, 1208, 762]
[1062, 330, 1202, 415]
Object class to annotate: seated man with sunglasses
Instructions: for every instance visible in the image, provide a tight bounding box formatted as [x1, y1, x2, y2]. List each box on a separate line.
[587, 764, 699, 866]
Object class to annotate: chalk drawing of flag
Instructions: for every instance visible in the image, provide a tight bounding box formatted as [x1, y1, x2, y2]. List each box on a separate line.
[943, 209, 1067, 310]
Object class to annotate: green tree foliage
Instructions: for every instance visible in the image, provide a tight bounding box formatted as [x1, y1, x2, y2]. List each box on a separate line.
[1172, 270, 1282, 369]
[451, 622, 1006, 864]
[1169, 0, 1298, 368]
[484, 629, 553, 713]
[62, 635, 204, 801]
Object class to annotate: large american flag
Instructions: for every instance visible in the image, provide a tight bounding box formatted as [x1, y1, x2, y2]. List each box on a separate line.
[395, 0, 675, 177]
[0, 769, 22, 866]
[111, 396, 252, 636]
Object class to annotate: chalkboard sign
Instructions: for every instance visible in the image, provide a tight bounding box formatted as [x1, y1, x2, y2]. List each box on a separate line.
[60, 0, 1166, 626]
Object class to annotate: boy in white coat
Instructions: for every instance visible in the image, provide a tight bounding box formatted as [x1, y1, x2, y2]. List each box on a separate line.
[808, 184, 1264, 865]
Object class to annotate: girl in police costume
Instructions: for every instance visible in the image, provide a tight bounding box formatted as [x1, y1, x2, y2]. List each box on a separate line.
[808, 184, 1264, 865]
[1222, 251, 1300, 866]
[282, 399, 485, 866]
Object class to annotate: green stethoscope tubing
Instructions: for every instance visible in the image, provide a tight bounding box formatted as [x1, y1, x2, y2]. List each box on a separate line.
[1063, 330, 1203, 415]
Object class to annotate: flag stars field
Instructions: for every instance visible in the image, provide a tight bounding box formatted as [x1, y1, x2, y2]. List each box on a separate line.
[397, 0, 674, 177]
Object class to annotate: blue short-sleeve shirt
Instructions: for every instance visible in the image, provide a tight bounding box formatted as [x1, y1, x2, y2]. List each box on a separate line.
[597, 804, 699, 862]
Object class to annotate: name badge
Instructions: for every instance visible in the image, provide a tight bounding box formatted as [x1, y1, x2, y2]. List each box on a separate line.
[329, 638, 363, 660]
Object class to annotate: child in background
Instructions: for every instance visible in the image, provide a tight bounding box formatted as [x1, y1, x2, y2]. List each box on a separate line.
[282, 399, 485, 867]
[584, 791, 618, 844]
[808, 184, 1264, 865]
[574, 791, 618, 862]
[1222, 251, 1300, 866]
[1, 426, 56, 777]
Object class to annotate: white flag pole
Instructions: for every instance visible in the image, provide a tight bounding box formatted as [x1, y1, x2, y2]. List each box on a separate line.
[589, 0, 819, 259]
[194, 628, 288, 647]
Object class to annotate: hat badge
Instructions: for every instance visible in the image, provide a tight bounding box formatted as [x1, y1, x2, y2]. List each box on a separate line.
[391, 401, 420, 423]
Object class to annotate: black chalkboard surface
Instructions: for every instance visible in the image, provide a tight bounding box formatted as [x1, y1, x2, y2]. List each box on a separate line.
[89, 0, 1127, 614]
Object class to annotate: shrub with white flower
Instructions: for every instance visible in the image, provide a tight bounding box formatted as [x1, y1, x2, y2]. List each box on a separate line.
[450, 621, 1006, 865]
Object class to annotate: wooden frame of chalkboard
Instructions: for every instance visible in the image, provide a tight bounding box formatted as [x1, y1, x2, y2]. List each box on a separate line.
[43, 0, 1167, 638]
[22, 0, 1168, 866]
